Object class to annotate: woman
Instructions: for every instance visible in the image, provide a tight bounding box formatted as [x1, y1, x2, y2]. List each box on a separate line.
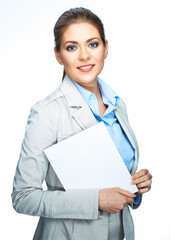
[12, 7, 152, 240]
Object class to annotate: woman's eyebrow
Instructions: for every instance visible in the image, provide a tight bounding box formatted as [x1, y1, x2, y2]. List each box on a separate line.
[64, 41, 77, 46]
[64, 38, 100, 46]
[87, 37, 100, 42]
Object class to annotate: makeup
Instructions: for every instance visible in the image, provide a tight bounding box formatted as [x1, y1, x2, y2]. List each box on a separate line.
[77, 64, 95, 72]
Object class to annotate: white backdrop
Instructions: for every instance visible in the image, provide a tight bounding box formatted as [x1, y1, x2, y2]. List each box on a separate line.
[1, 0, 171, 239]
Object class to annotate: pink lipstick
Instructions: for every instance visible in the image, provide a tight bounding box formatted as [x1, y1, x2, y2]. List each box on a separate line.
[77, 64, 95, 72]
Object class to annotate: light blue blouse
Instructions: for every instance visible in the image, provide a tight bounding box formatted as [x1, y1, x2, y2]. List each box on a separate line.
[72, 77, 135, 172]
[72, 77, 141, 205]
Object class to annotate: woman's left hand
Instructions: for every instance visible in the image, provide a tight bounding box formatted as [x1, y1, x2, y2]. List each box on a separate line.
[132, 169, 152, 195]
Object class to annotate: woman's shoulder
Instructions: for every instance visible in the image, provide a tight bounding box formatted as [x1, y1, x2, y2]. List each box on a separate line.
[27, 86, 65, 127]
[32, 87, 63, 110]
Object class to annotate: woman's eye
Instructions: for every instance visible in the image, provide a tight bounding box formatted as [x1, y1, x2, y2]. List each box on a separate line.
[67, 46, 77, 51]
[89, 42, 98, 48]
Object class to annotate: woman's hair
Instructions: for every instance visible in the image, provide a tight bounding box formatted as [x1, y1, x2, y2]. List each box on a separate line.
[54, 7, 106, 80]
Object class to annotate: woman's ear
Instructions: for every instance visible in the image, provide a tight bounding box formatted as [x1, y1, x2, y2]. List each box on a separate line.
[104, 40, 108, 59]
[54, 47, 63, 65]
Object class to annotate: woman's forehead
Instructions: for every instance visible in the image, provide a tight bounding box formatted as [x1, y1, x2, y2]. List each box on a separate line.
[61, 22, 101, 44]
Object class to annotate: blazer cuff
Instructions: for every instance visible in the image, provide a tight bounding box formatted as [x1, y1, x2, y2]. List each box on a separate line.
[133, 194, 141, 205]
[50, 188, 99, 220]
[129, 194, 142, 209]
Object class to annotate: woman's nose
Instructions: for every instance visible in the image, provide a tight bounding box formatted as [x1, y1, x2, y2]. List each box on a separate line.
[78, 47, 90, 61]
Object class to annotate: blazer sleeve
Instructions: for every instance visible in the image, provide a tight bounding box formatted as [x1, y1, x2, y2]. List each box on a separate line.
[11, 102, 99, 220]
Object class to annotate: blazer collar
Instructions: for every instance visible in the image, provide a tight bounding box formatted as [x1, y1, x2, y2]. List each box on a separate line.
[59, 74, 97, 129]
[59, 74, 86, 107]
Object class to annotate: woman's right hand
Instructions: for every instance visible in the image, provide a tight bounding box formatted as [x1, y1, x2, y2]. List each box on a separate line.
[99, 188, 136, 214]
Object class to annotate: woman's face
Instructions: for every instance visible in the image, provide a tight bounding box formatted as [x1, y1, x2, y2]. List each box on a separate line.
[55, 22, 108, 89]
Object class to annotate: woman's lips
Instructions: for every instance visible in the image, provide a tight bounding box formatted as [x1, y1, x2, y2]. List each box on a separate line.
[77, 64, 95, 72]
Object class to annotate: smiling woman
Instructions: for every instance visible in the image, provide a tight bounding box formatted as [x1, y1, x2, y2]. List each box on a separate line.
[11, 7, 152, 240]
[54, 22, 108, 90]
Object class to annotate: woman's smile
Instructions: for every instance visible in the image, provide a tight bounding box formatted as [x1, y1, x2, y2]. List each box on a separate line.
[77, 64, 95, 72]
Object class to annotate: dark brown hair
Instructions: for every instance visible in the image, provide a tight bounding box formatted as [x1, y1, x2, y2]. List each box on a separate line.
[54, 7, 106, 80]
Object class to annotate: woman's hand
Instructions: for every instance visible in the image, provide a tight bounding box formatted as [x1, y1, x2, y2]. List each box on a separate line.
[99, 188, 136, 214]
[132, 169, 152, 195]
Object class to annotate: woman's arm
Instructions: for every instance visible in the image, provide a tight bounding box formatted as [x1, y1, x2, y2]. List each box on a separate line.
[11, 102, 99, 220]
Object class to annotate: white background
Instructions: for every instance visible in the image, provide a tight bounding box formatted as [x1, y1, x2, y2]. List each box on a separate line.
[0, 0, 171, 239]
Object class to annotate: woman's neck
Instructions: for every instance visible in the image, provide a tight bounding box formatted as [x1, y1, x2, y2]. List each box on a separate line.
[79, 80, 107, 118]
[81, 80, 101, 100]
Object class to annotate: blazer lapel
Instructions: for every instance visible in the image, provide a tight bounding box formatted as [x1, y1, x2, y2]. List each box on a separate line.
[59, 74, 97, 131]
[115, 110, 136, 150]
[115, 104, 139, 173]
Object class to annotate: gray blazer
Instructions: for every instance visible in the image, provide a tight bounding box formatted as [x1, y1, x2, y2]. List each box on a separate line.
[12, 74, 141, 240]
